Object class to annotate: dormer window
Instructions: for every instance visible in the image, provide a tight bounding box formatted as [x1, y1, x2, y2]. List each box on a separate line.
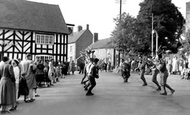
[35, 34, 54, 45]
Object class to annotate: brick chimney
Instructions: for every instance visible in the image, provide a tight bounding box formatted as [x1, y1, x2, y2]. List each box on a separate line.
[93, 33, 98, 43]
[78, 25, 82, 32]
[86, 24, 89, 30]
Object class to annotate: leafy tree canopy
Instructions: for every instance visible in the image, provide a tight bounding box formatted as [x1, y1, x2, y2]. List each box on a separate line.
[111, 0, 185, 55]
[137, 0, 185, 53]
[111, 13, 137, 52]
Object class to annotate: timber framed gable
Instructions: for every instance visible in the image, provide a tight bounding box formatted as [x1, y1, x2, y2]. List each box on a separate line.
[0, 0, 70, 62]
[0, 28, 68, 62]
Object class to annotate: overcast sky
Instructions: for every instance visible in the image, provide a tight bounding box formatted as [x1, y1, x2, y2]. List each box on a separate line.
[28, 0, 189, 39]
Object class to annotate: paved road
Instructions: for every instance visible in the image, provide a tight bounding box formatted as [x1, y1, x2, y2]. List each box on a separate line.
[11, 71, 190, 115]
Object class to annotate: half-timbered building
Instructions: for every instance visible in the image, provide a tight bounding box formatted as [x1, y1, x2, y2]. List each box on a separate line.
[0, 0, 70, 62]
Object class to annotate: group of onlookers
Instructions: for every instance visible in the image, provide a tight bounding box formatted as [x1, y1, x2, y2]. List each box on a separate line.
[0, 54, 74, 114]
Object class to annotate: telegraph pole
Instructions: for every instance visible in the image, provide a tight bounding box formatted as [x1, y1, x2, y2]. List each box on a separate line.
[115, 0, 126, 66]
[151, 0, 154, 57]
[151, 13, 154, 57]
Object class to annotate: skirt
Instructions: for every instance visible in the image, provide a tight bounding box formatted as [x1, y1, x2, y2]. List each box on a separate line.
[0, 77, 16, 105]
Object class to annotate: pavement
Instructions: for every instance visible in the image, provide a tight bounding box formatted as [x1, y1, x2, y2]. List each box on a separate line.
[7, 71, 190, 115]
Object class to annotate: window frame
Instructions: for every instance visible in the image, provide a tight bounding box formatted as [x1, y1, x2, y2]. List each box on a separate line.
[35, 34, 55, 45]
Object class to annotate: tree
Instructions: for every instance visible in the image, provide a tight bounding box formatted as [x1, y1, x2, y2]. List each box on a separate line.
[179, 29, 190, 55]
[111, 13, 137, 53]
[137, 0, 185, 53]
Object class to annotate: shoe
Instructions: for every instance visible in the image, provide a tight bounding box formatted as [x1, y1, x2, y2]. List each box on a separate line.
[170, 89, 175, 95]
[160, 92, 167, 95]
[9, 105, 17, 111]
[84, 87, 88, 91]
[142, 83, 147, 86]
[156, 87, 161, 91]
[86, 92, 94, 96]
[35, 94, 40, 97]
[29, 98, 35, 102]
[124, 79, 128, 82]
[1, 110, 10, 114]
[24, 100, 30, 103]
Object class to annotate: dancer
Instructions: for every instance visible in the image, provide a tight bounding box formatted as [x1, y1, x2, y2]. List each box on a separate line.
[149, 57, 161, 90]
[86, 58, 99, 96]
[121, 59, 131, 82]
[139, 56, 148, 86]
[83, 58, 93, 91]
[157, 52, 175, 95]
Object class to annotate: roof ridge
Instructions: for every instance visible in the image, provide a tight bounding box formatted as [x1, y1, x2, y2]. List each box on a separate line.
[26, 0, 59, 6]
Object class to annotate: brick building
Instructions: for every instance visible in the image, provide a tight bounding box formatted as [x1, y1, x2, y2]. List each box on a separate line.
[68, 25, 98, 65]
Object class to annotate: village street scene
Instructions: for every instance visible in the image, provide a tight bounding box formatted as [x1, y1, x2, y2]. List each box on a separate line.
[0, 0, 190, 115]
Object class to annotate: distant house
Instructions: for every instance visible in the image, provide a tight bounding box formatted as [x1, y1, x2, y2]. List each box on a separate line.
[0, 0, 70, 62]
[68, 25, 97, 65]
[87, 37, 116, 67]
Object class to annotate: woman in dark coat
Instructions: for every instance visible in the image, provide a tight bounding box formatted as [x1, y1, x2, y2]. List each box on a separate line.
[0, 57, 16, 113]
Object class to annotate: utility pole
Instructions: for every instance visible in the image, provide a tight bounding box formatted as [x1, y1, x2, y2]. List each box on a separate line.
[151, 0, 155, 58]
[151, 13, 154, 57]
[115, 0, 126, 66]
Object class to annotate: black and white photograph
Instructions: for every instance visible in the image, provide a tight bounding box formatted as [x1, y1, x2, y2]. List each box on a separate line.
[0, 0, 189, 115]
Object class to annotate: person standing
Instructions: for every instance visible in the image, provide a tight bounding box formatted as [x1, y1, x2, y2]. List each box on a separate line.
[11, 59, 20, 104]
[20, 54, 36, 102]
[79, 62, 85, 74]
[0, 57, 16, 113]
[86, 58, 99, 96]
[70, 60, 75, 75]
[48, 59, 55, 84]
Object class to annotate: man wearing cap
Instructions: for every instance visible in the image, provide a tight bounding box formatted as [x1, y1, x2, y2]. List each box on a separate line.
[20, 54, 36, 102]
[86, 58, 99, 96]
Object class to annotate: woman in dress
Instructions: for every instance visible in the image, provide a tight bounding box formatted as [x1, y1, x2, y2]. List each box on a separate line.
[11, 59, 20, 107]
[0, 57, 16, 113]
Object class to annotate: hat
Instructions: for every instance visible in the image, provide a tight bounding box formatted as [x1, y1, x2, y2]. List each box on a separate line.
[93, 58, 99, 63]
[2, 56, 9, 62]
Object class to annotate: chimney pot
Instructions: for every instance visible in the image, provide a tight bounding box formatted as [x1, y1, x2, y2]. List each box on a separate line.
[78, 25, 82, 32]
[93, 33, 98, 43]
[86, 24, 89, 30]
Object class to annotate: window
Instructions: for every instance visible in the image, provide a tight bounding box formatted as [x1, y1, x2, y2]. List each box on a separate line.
[35, 34, 55, 45]
[35, 55, 53, 62]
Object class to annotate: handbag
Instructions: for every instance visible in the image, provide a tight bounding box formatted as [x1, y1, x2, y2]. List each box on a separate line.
[18, 76, 29, 96]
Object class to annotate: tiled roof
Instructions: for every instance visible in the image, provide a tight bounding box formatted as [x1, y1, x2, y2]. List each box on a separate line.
[88, 37, 114, 49]
[0, 0, 69, 34]
[68, 30, 86, 43]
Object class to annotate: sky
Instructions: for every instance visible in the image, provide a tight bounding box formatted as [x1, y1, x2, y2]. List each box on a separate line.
[28, 0, 189, 39]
